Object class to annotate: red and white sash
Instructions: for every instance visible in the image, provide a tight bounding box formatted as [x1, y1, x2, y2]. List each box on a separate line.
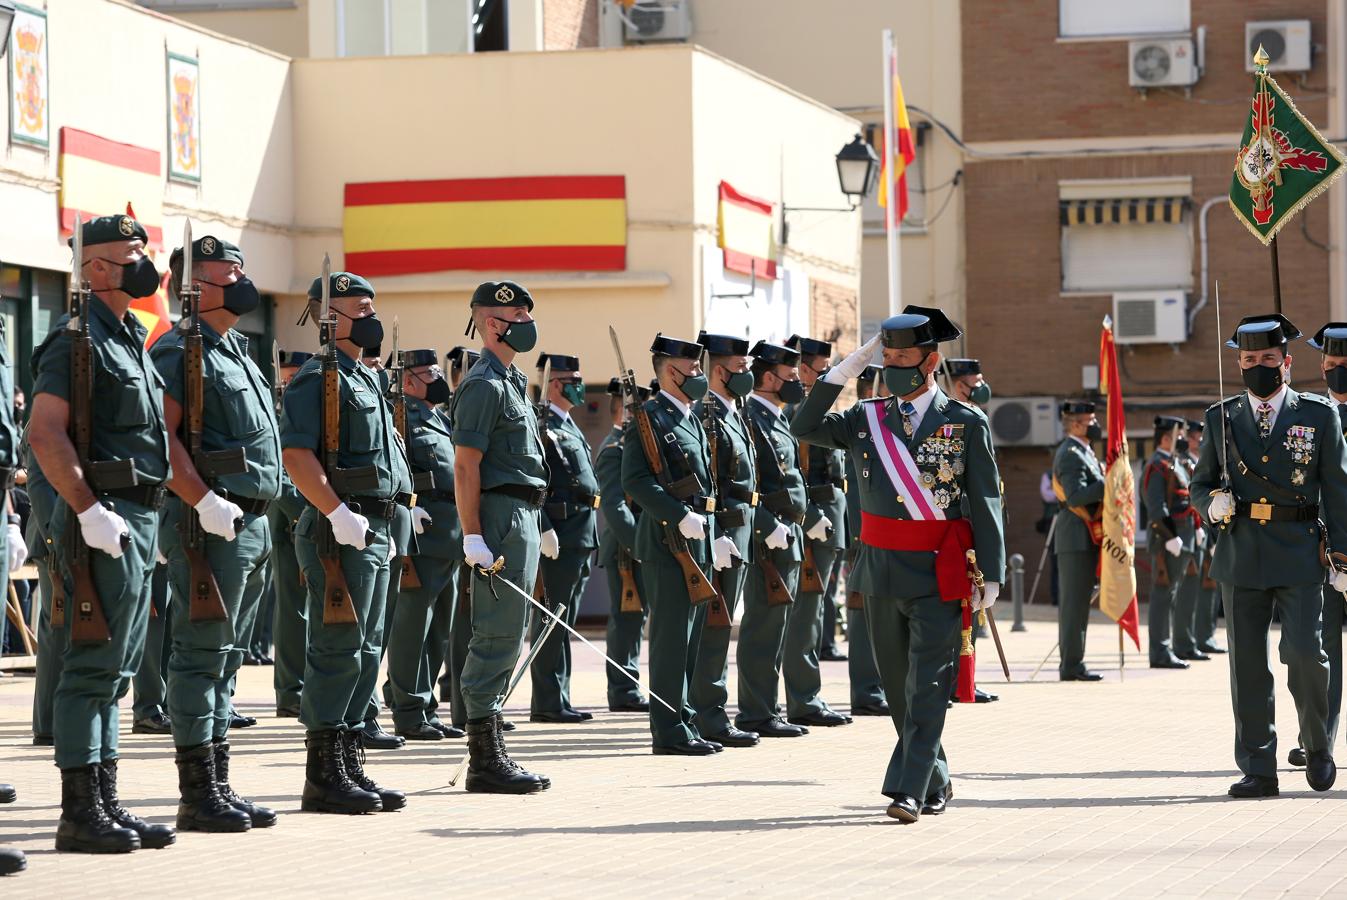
[864, 400, 945, 522]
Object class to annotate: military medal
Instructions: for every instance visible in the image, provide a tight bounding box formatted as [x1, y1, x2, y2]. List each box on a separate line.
[1292, 468, 1306, 486]
[921, 471, 936, 489]
[938, 460, 955, 483]
[933, 488, 951, 509]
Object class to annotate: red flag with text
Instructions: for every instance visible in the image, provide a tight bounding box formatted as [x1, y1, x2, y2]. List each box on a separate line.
[1099, 317, 1140, 649]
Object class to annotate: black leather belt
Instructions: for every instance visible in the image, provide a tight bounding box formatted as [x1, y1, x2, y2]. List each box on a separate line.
[807, 484, 837, 503]
[544, 497, 600, 520]
[220, 490, 271, 517]
[714, 508, 746, 529]
[486, 483, 547, 508]
[1235, 501, 1318, 522]
[687, 495, 715, 515]
[761, 490, 804, 524]
[726, 484, 759, 506]
[104, 483, 167, 511]
[421, 489, 456, 504]
[344, 495, 398, 519]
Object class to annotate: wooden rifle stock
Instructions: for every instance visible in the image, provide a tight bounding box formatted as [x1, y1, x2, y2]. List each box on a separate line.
[800, 542, 825, 594]
[69, 548, 109, 644]
[759, 550, 793, 606]
[400, 556, 422, 590]
[617, 549, 642, 613]
[846, 590, 864, 610]
[456, 561, 471, 617]
[318, 293, 359, 626]
[49, 557, 67, 627]
[706, 569, 732, 628]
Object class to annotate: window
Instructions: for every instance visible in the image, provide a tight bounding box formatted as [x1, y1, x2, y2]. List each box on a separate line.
[337, 0, 473, 57]
[138, 1, 296, 10]
[861, 122, 928, 235]
[1059, 179, 1193, 293]
[1059, 0, 1189, 39]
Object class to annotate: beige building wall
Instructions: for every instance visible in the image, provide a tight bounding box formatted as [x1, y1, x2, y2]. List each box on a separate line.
[165, 0, 312, 58]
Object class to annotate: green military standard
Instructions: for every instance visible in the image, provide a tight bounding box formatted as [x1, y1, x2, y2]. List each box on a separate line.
[269, 350, 314, 718]
[790, 307, 1005, 823]
[1143, 415, 1199, 669]
[29, 215, 175, 853]
[688, 332, 762, 747]
[735, 340, 809, 738]
[1191, 313, 1347, 798]
[382, 349, 465, 740]
[451, 280, 549, 792]
[843, 365, 888, 716]
[281, 269, 410, 814]
[152, 234, 282, 833]
[783, 334, 852, 726]
[597, 378, 649, 713]
[1180, 418, 1225, 657]
[1052, 400, 1106, 682]
[530, 352, 600, 723]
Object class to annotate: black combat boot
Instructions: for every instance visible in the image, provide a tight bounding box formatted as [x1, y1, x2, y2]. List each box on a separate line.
[98, 758, 176, 849]
[174, 743, 251, 833]
[340, 731, 406, 811]
[0, 847, 24, 875]
[55, 766, 139, 853]
[301, 730, 382, 815]
[494, 715, 550, 789]
[213, 740, 277, 827]
[463, 717, 547, 794]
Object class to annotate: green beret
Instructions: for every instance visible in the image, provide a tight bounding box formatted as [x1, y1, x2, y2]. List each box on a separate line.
[308, 271, 375, 301]
[170, 235, 244, 272]
[68, 215, 148, 248]
[471, 280, 534, 311]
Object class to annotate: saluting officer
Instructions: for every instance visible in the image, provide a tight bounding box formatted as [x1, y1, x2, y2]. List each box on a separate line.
[1144, 415, 1199, 669]
[844, 365, 888, 716]
[451, 281, 550, 792]
[271, 349, 313, 719]
[1052, 400, 1105, 682]
[281, 270, 410, 814]
[531, 352, 600, 723]
[791, 307, 1005, 823]
[1180, 418, 1225, 658]
[29, 214, 175, 853]
[1192, 313, 1347, 798]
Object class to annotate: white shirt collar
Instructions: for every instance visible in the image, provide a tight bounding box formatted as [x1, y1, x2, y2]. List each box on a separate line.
[659, 389, 690, 419]
[750, 392, 783, 418]
[710, 390, 735, 411]
[895, 386, 937, 427]
[1247, 383, 1288, 420]
[548, 402, 570, 423]
[1069, 434, 1092, 451]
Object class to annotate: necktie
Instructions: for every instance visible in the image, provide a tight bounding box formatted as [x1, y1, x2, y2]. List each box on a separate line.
[1257, 402, 1274, 438]
[900, 400, 917, 437]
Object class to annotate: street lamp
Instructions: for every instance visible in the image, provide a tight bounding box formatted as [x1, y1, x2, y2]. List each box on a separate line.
[0, 1, 15, 61]
[782, 133, 880, 245]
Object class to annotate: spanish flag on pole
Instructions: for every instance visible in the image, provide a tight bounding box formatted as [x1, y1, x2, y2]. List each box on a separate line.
[1099, 317, 1140, 650]
[877, 51, 916, 226]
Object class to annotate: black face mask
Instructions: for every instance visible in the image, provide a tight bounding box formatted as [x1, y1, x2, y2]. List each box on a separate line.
[1327, 365, 1347, 395]
[1084, 423, 1102, 442]
[110, 256, 161, 299]
[339, 311, 384, 352]
[1242, 363, 1284, 398]
[1175, 437, 1190, 455]
[200, 277, 261, 316]
[424, 375, 451, 405]
[776, 378, 806, 404]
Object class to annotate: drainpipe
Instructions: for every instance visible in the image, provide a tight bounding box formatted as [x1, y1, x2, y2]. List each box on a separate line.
[1187, 196, 1229, 335]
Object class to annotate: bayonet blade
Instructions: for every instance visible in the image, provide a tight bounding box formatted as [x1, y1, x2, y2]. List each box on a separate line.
[609, 325, 628, 378]
[320, 253, 332, 325]
[538, 357, 552, 413]
[182, 219, 193, 298]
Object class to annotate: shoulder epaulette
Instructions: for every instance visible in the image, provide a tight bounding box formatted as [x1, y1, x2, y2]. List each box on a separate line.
[1301, 392, 1334, 408]
[1207, 395, 1242, 414]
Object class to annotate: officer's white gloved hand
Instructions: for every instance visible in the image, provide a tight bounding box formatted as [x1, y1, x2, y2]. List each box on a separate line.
[973, 582, 1001, 611]
[1164, 536, 1183, 557]
[1196, 528, 1208, 548]
[711, 535, 740, 571]
[678, 511, 707, 541]
[1333, 569, 1347, 597]
[1208, 490, 1235, 522]
[327, 502, 369, 550]
[411, 506, 433, 536]
[806, 515, 832, 542]
[463, 534, 496, 570]
[77, 503, 129, 559]
[6, 523, 26, 571]
[540, 528, 560, 560]
[824, 334, 882, 385]
[765, 521, 791, 550]
[195, 491, 244, 541]
[387, 539, 397, 563]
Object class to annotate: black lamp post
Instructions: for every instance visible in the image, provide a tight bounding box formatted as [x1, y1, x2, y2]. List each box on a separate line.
[782, 133, 880, 245]
[0, 1, 15, 61]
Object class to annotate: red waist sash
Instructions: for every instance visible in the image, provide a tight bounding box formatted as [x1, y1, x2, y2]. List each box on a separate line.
[859, 512, 974, 602]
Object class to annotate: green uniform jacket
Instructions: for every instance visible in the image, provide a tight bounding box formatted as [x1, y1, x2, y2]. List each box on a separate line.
[1051, 437, 1104, 554]
[620, 392, 712, 573]
[790, 383, 1006, 595]
[1192, 389, 1347, 589]
[404, 398, 461, 559]
[596, 426, 637, 569]
[696, 393, 766, 560]
[1143, 448, 1196, 551]
[744, 395, 806, 561]
[786, 403, 847, 551]
[0, 318, 19, 471]
[539, 407, 599, 552]
[449, 349, 547, 492]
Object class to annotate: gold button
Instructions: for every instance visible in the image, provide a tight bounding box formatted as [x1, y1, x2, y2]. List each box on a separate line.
[1260, 520, 1267, 526]
[896, 496, 905, 503]
[1262, 456, 1269, 463]
[1260, 498, 1267, 503]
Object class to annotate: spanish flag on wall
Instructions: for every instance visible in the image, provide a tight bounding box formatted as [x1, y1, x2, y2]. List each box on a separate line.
[717, 181, 777, 281]
[58, 128, 163, 249]
[877, 57, 916, 226]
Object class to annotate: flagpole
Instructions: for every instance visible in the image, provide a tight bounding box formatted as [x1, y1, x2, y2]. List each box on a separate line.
[1270, 235, 1283, 314]
[1118, 624, 1125, 682]
[882, 28, 901, 316]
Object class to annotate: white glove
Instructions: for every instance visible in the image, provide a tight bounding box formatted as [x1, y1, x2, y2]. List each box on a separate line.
[711, 535, 740, 571]
[6, 522, 26, 571]
[76, 503, 129, 559]
[1334, 569, 1347, 596]
[540, 528, 560, 560]
[823, 333, 882, 385]
[806, 515, 832, 542]
[156, 549, 168, 566]
[194, 491, 243, 541]
[1208, 490, 1234, 522]
[1196, 528, 1207, 548]
[411, 506, 433, 536]
[387, 539, 397, 563]
[678, 510, 707, 541]
[463, 534, 496, 569]
[764, 521, 791, 550]
[326, 502, 369, 550]
[1164, 536, 1183, 557]
[973, 582, 1001, 612]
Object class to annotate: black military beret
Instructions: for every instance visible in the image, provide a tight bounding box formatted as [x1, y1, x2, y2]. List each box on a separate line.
[277, 350, 313, 368]
[607, 377, 651, 402]
[1226, 313, 1300, 350]
[1153, 415, 1185, 431]
[750, 340, 800, 366]
[308, 271, 375, 301]
[697, 332, 750, 356]
[942, 358, 981, 377]
[471, 280, 534, 311]
[1186, 419, 1204, 432]
[649, 378, 660, 394]
[881, 305, 963, 349]
[445, 346, 480, 370]
[171, 235, 244, 271]
[785, 334, 832, 358]
[396, 349, 438, 368]
[68, 214, 149, 248]
[858, 363, 882, 388]
[1307, 322, 1347, 356]
[651, 334, 703, 360]
[1059, 399, 1096, 416]
[536, 352, 580, 373]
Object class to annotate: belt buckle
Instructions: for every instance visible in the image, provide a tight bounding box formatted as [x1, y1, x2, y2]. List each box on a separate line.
[748, 491, 759, 507]
[1250, 502, 1273, 522]
[591, 494, 602, 509]
[705, 497, 717, 513]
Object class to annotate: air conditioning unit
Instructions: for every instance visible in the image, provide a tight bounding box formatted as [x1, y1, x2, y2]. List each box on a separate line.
[985, 397, 1061, 448]
[622, 0, 691, 44]
[1128, 38, 1199, 88]
[1246, 20, 1312, 72]
[1113, 291, 1187, 344]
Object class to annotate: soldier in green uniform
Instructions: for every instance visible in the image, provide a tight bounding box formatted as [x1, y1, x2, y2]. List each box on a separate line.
[844, 365, 888, 716]
[597, 378, 649, 713]
[1171, 418, 1214, 661]
[152, 235, 281, 833]
[1181, 419, 1225, 658]
[530, 352, 600, 723]
[783, 334, 852, 727]
[436, 345, 479, 731]
[1143, 415, 1198, 669]
[1192, 313, 1347, 798]
[271, 349, 313, 718]
[451, 281, 549, 792]
[0, 316, 26, 660]
[29, 215, 176, 852]
[130, 563, 171, 734]
[1052, 400, 1105, 682]
[791, 308, 1005, 822]
[688, 332, 761, 748]
[27, 446, 61, 747]
[281, 270, 410, 813]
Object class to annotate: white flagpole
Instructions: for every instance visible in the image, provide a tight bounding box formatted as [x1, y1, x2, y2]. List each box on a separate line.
[882, 28, 902, 316]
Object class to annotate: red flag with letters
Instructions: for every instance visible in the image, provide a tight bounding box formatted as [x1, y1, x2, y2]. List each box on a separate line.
[1099, 317, 1140, 649]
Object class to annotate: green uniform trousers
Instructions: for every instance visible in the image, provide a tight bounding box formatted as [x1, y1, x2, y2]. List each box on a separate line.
[734, 548, 801, 727]
[643, 553, 706, 747]
[270, 507, 306, 710]
[32, 561, 64, 742]
[131, 563, 170, 720]
[689, 561, 746, 737]
[1326, 587, 1344, 747]
[53, 499, 158, 769]
[164, 503, 271, 747]
[529, 553, 590, 714]
[1224, 582, 1330, 778]
[420, 562, 458, 728]
[386, 553, 458, 730]
[460, 494, 540, 721]
[1190, 542, 1221, 650]
[1056, 548, 1097, 679]
[784, 543, 840, 718]
[866, 591, 960, 800]
[444, 574, 472, 727]
[240, 562, 274, 659]
[367, 559, 401, 724]
[295, 514, 393, 731]
[1170, 552, 1201, 658]
[847, 604, 885, 708]
[604, 561, 647, 708]
[1149, 547, 1193, 664]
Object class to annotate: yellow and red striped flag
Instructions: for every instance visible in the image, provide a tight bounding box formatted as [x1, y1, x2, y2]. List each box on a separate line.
[58, 128, 163, 248]
[877, 55, 916, 226]
[1099, 317, 1140, 649]
[717, 181, 777, 280]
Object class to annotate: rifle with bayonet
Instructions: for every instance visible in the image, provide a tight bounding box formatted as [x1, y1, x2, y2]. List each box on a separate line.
[744, 409, 794, 607]
[796, 436, 826, 595]
[178, 220, 246, 623]
[387, 318, 425, 590]
[609, 327, 716, 605]
[271, 340, 285, 417]
[699, 347, 732, 628]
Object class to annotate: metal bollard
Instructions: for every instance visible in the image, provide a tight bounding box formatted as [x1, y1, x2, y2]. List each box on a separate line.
[1009, 552, 1027, 632]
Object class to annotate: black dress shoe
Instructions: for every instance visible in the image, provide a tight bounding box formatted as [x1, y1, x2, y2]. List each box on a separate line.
[819, 648, 848, 662]
[499, 718, 516, 732]
[1061, 671, 1104, 682]
[697, 738, 723, 753]
[788, 710, 853, 727]
[359, 721, 405, 750]
[396, 722, 445, 741]
[1177, 650, 1211, 661]
[33, 734, 53, 747]
[608, 700, 650, 713]
[886, 794, 920, 823]
[530, 709, 591, 724]
[742, 718, 806, 738]
[1307, 751, 1337, 792]
[851, 702, 891, 716]
[132, 711, 172, 735]
[566, 708, 594, 721]
[1150, 657, 1190, 670]
[1289, 747, 1308, 768]
[0, 784, 15, 804]
[229, 711, 258, 729]
[242, 655, 262, 666]
[430, 721, 465, 739]
[1229, 774, 1279, 798]
[275, 705, 301, 718]
[921, 785, 949, 816]
[652, 741, 717, 756]
[1198, 643, 1228, 654]
[954, 688, 1000, 702]
[257, 654, 274, 666]
[0, 847, 25, 875]
[706, 728, 759, 748]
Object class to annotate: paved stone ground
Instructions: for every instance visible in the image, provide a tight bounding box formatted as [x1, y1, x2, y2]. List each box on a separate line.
[2, 607, 1346, 898]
